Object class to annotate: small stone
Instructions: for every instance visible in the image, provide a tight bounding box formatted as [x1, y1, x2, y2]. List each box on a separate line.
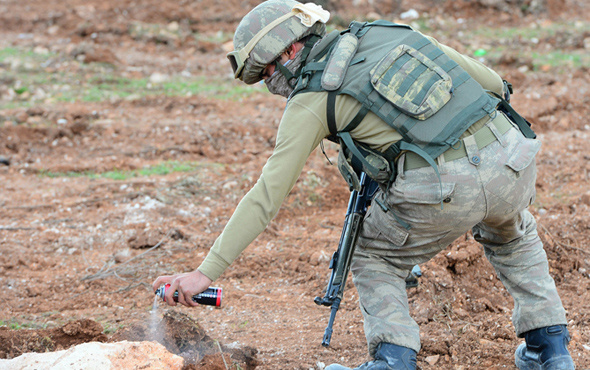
[454, 307, 469, 319]
[47, 25, 60, 35]
[15, 111, 29, 123]
[167, 21, 179, 32]
[222, 180, 238, 189]
[425, 355, 440, 365]
[149, 72, 169, 84]
[400, 9, 419, 20]
[309, 250, 329, 266]
[114, 248, 132, 263]
[33, 46, 49, 55]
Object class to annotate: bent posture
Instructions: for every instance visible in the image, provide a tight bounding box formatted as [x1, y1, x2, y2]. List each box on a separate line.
[153, 1, 574, 369]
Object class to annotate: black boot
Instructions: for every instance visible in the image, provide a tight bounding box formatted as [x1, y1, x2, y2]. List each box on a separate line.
[515, 325, 575, 370]
[325, 343, 417, 370]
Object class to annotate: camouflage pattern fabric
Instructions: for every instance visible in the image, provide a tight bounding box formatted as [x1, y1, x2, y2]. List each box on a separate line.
[351, 112, 567, 355]
[321, 33, 359, 91]
[337, 146, 361, 191]
[232, 0, 326, 84]
[370, 45, 453, 120]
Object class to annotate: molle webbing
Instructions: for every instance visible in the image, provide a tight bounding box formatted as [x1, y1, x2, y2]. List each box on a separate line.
[296, 21, 500, 161]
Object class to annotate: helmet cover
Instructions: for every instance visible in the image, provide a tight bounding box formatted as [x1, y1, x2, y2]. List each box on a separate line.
[229, 0, 329, 84]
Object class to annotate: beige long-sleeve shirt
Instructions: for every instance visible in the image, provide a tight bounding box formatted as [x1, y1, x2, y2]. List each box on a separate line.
[197, 36, 504, 281]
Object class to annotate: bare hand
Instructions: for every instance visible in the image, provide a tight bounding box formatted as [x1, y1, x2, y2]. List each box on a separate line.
[152, 269, 213, 307]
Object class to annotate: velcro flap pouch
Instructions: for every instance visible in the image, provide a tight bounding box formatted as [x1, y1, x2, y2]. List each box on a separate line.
[362, 150, 391, 185]
[337, 147, 361, 191]
[370, 44, 452, 120]
[506, 137, 541, 172]
[321, 33, 359, 91]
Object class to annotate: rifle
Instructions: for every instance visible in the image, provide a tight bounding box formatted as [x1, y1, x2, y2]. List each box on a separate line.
[314, 172, 422, 347]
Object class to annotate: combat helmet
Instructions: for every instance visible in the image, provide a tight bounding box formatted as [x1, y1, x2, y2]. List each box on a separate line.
[228, 0, 330, 84]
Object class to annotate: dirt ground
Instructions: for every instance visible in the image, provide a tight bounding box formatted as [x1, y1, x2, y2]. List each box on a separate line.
[1, 0, 589, 369]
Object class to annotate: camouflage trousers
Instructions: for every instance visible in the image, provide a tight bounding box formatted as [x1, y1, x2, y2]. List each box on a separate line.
[352, 113, 567, 355]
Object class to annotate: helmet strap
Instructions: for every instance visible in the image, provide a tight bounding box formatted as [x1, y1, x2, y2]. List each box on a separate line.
[274, 34, 322, 88]
[274, 59, 296, 87]
[300, 34, 322, 62]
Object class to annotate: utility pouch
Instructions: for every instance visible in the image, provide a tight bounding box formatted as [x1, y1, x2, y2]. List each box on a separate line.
[337, 146, 361, 191]
[337, 138, 393, 191]
[370, 45, 453, 120]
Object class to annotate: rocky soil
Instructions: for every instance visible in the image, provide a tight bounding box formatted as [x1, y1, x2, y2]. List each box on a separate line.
[1, 0, 589, 369]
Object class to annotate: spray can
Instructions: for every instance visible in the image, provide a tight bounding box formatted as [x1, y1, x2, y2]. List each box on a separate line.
[155, 284, 223, 307]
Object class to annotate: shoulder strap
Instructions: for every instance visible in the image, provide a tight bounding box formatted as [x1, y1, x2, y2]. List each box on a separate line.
[327, 91, 338, 138]
[489, 91, 536, 139]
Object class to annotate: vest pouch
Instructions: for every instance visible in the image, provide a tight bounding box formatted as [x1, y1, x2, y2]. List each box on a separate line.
[337, 146, 361, 191]
[363, 150, 392, 185]
[370, 44, 453, 120]
[321, 33, 359, 91]
[337, 140, 392, 191]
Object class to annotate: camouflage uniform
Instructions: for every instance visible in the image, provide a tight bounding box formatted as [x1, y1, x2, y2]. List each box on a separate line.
[352, 111, 567, 355]
[211, 0, 570, 365]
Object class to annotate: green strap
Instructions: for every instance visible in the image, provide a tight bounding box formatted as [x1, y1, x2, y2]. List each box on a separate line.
[497, 98, 536, 139]
[383, 53, 412, 83]
[302, 61, 328, 72]
[342, 105, 370, 132]
[410, 72, 439, 106]
[451, 71, 470, 89]
[440, 59, 459, 73]
[277, 36, 322, 87]
[399, 141, 444, 209]
[410, 37, 430, 51]
[327, 91, 338, 136]
[338, 132, 380, 178]
[349, 21, 367, 36]
[275, 60, 295, 86]
[300, 35, 321, 63]
[398, 63, 428, 97]
[425, 48, 444, 61]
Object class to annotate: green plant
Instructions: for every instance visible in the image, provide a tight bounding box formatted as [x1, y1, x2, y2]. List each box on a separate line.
[102, 322, 124, 334]
[38, 161, 205, 180]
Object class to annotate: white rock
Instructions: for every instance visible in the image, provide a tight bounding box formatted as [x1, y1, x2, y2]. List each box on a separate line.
[0, 341, 184, 370]
[400, 9, 419, 20]
[33, 46, 50, 55]
[149, 72, 169, 84]
[167, 21, 180, 32]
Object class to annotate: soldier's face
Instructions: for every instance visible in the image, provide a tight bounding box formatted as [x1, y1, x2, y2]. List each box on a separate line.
[260, 44, 298, 81]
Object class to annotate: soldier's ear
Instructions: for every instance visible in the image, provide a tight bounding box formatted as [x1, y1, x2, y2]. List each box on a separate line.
[286, 44, 298, 60]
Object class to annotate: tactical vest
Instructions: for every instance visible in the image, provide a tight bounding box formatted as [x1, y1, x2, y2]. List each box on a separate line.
[291, 21, 501, 192]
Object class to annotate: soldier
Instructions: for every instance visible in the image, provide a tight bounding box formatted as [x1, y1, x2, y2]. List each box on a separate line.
[153, 1, 575, 369]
